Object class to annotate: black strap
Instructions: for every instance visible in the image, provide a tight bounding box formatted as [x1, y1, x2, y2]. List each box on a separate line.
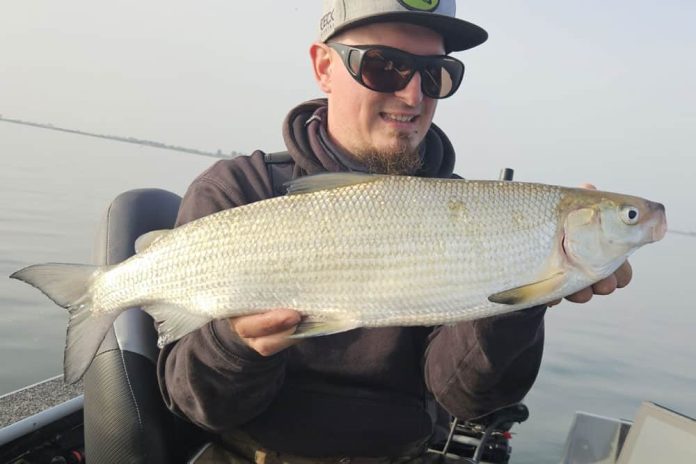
[264, 151, 294, 197]
[264, 151, 293, 164]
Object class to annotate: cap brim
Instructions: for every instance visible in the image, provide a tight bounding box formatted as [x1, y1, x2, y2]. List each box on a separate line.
[326, 11, 488, 52]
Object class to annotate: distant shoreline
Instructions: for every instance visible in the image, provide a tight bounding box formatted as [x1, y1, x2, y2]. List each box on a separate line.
[0, 116, 241, 159]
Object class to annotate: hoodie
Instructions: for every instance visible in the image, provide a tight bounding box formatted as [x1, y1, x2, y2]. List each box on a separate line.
[157, 99, 546, 457]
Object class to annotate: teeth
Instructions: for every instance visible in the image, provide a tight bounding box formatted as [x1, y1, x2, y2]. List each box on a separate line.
[383, 113, 415, 122]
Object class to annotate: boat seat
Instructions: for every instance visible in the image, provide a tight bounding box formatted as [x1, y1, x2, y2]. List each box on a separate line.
[84, 188, 205, 463]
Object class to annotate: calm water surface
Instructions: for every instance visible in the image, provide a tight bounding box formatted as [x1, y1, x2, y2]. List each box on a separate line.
[1, 124, 694, 464]
[0, 124, 211, 391]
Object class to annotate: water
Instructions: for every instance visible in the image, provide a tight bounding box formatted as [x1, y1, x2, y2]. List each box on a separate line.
[0, 123, 212, 393]
[1, 124, 695, 463]
[513, 237, 696, 462]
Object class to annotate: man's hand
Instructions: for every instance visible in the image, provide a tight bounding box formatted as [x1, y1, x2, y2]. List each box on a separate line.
[548, 183, 633, 307]
[228, 309, 302, 356]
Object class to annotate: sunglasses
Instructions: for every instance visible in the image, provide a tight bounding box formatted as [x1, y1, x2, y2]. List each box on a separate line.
[327, 43, 465, 99]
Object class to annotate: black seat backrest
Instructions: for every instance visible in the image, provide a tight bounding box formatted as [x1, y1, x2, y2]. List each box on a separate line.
[84, 188, 204, 463]
[84, 153, 295, 463]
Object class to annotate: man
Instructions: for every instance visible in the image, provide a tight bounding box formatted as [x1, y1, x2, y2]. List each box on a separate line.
[158, 1, 632, 462]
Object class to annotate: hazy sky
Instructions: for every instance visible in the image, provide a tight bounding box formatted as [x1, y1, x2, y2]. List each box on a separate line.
[1, 0, 694, 229]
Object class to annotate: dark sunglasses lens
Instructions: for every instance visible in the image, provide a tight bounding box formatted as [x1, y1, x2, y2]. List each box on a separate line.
[361, 48, 414, 92]
[422, 59, 464, 98]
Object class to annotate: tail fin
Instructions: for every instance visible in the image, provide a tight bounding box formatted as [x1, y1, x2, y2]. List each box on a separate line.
[11, 263, 119, 383]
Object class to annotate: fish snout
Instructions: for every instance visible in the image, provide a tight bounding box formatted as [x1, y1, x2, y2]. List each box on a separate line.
[649, 202, 667, 242]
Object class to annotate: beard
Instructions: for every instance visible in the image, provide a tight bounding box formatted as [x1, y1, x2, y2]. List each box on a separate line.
[355, 135, 423, 176]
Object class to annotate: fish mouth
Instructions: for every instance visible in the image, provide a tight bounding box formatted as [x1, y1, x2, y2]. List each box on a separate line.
[652, 216, 667, 242]
[649, 202, 667, 242]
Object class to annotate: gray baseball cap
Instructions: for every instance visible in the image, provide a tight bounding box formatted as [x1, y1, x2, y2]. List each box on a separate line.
[319, 0, 488, 52]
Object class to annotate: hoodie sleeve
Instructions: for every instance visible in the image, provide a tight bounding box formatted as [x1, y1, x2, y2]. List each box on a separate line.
[424, 306, 546, 420]
[157, 153, 289, 432]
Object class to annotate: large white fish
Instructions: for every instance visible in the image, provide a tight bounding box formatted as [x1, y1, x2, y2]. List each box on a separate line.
[11, 173, 666, 383]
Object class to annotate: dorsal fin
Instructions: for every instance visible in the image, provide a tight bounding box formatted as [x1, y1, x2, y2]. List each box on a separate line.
[134, 229, 170, 254]
[285, 173, 380, 195]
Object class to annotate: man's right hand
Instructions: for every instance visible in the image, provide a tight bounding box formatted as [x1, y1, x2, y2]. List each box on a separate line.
[228, 309, 302, 356]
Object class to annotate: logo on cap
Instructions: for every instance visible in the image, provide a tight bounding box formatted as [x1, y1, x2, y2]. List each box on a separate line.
[320, 9, 335, 33]
[397, 0, 439, 12]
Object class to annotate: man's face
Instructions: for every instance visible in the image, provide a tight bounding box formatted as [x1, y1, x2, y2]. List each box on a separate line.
[323, 22, 446, 174]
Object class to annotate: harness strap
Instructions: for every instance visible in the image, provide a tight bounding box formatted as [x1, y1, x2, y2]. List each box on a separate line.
[264, 151, 294, 197]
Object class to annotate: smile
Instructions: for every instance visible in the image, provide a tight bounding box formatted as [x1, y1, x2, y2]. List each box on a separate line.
[380, 113, 417, 123]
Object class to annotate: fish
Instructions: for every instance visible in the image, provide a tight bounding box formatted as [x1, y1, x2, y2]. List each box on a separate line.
[10, 173, 667, 383]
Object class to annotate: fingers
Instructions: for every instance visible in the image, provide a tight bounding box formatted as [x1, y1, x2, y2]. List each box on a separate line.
[231, 309, 301, 338]
[562, 260, 632, 306]
[565, 274, 615, 304]
[564, 286, 594, 304]
[579, 183, 597, 190]
[228, 309, 302, 357]
[614, 260, 633, 288]
[591, 274, 617, 295]
[246, 325, 301, 357]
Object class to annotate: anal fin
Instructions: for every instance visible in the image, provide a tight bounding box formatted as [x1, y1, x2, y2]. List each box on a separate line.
[289, 316, 361, 338]
[488, 272, 566, 305]
[145, 303, 211, 347]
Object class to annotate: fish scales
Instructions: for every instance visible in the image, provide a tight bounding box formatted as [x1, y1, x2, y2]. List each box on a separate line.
[94, 177, 563, 327]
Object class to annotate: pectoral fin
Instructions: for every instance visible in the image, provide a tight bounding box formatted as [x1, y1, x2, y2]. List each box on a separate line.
[488, 272, 566, 305]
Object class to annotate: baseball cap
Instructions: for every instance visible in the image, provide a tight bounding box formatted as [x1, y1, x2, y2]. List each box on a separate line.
[319, 0, 488, 52]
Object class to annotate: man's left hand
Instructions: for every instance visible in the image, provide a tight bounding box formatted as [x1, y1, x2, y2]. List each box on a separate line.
[548, 260, 633, 306]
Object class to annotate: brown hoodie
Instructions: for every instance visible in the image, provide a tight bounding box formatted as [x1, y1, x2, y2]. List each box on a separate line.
[157, 100, 546, 457]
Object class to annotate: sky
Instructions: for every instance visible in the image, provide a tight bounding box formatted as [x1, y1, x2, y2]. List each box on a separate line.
[1, 0, 694, 229]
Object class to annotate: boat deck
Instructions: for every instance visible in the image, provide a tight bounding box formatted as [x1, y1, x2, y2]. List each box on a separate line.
[0, 376, 83, 428]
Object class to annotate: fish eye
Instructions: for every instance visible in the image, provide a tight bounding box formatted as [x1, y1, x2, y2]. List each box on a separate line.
[620, 205, 640, 225]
